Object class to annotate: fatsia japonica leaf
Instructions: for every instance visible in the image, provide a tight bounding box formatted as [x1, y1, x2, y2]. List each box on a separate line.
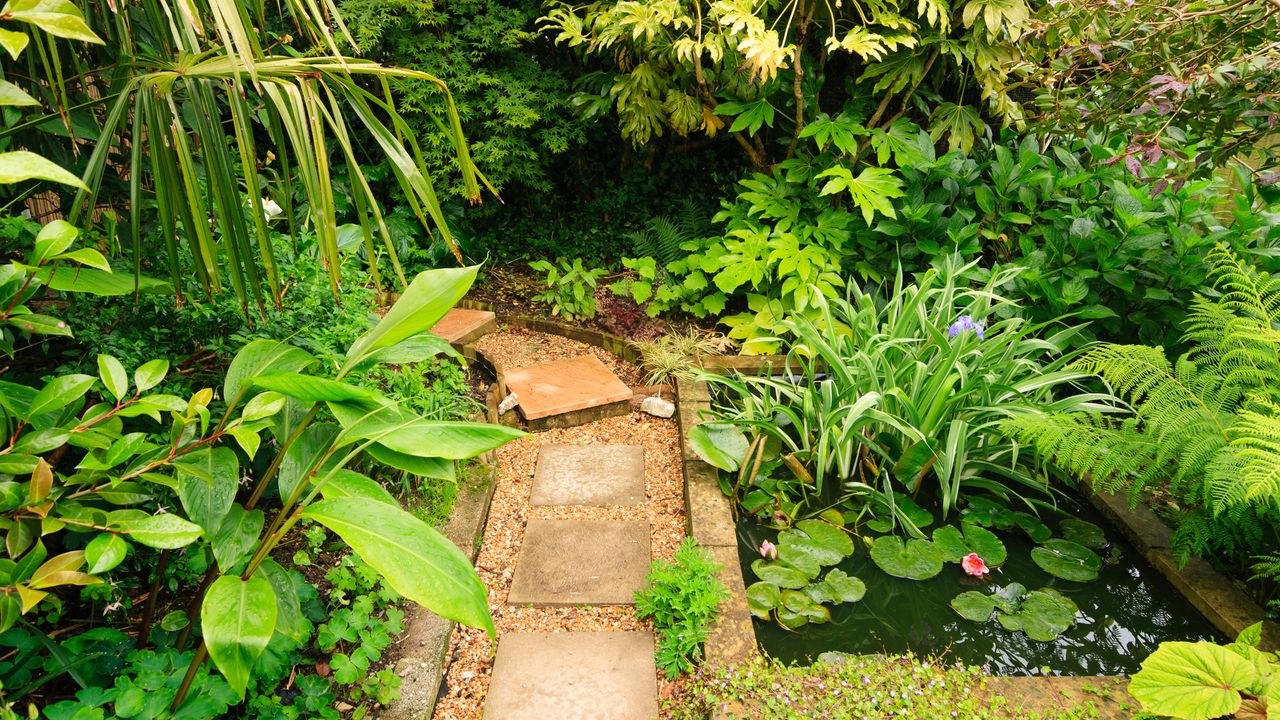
[202, 575, 277, 700]
[815, 166, 905, 224]
[301, 498, 495, 637]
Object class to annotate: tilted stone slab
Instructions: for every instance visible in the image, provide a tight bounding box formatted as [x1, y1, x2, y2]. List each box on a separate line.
[431, 308, 496, 345]
[483, 632, 658, 720]
[508, 519, 650, 606]
[504, 355, 633, 421]
[530, 444, 645, 506]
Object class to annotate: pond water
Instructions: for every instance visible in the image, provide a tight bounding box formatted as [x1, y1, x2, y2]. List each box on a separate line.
[736, 500, 1221, 675]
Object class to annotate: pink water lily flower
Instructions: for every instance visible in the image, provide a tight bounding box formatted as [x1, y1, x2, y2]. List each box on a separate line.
[961, 552, 989, 578]
[760, 539, 778, 560]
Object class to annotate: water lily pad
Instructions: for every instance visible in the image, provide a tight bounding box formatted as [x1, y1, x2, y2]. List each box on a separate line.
[777, 602, 831, 629]
[776, 520, 852, 573]
[1031, 539, 1102, 582]
[866, 492, 935, 533]
[931, 523, 1007, 566]
[990, 582, 1028, 613]
[869, 536, 944, 580]
[951, 591, 996, 621]
[775, 541, 823, 578]
[688, 422, 749, 472]
[996, 589, 1079, 642]
[794, 519, 854, 559]
[746, 582, 781, 619]
[1007, 511, 1053, 542]
[751, 560, 810, 588]
[819, 569, 866, 603]
[1060, 518, 1107, 549]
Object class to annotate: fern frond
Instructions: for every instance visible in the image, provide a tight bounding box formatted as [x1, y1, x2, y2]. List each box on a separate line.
[999, 412, 1159, 496]
[1207, 244, 1280, 328]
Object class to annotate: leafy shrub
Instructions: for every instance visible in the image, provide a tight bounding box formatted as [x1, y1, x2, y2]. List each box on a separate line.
[1006, 245, 1280, 568]
[692, 258, 1099, 527]
[529, 258, 608, 320]
[634, 538, 728, 678]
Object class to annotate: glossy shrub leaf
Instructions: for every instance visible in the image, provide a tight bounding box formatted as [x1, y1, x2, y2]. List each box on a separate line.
[27, 374, 95, 419]
[1060, 518, 1108, 549]
[223, 340, 317, 410]
[342, 266, 478, 372]
[202, 575, 277, 699]
[1129, 642, 1258, 720]
[212, 505, 264, 572]
[257, 558, 303, 641]
[302, 498, 495, 637]
[241, 391, 286, 422]
[0, 151, 88, 189]
[32, 219, 77, 263]
[175, 447, 239, 537]
[84, 533, 127, 574]
[1031, 539, 1102, 582]
[133, 359, 169, 393]
[869, 536, 944, 580]
[97, 354, 128, 402]
[687, 422, 749, 472]
[117, 513, 203, 549]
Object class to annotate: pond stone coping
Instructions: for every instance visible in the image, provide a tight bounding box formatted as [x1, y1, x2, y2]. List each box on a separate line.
[674, 359, 1276, 716]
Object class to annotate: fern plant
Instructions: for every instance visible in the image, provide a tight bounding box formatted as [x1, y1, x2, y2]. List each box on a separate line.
[1005, 244, 1280, 566]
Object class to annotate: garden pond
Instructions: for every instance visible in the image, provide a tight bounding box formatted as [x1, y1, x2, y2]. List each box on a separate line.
[736, 499, 1220, 676]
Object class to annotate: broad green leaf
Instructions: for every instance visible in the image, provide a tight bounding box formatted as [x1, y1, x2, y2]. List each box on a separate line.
[995, 589, 1078, 642]
[97, 354, 128, 402]
[251, 373, 378, 404]
[0, 151, 87, 189]
[133, 359, 169, 392]
[33, 219, 77, 264]
[1060, 519, 1108, 549]
[257, 558, 303, 641]
[746, 581, 781, 619]
[116, 513, 203, 549]
[160, 610, 189, 631]
[869, 536, 944, 580]
[202, 575, 277, 699]
[1031, 539, 1102, 582]
[343, 266, 478, 372]
[212, 505, 263, 572]
[223, 340, 317, 410]
[302, 498, 495, 637]
[750, 559, 810, 588]
[951, 591, 996, 621]
[84, 533, 127, 574]
[27, 374, 94, 419]
[687, 422, 749, 472]
[6, 312, 72, 337]
[277, 423, 340, 504]
[0, 28, 29, 59]
[5, 0, 104, 43]
[1130, 642, 1255, 720]
[319, 469, 398, 506]
[175, 447, 239, 537]
[364, 443, 456, 479]
[32, 267, 171, 296]
[241, 391, 286, 422]
[329, 401, 524, 460]
[355, 333, 461, 369]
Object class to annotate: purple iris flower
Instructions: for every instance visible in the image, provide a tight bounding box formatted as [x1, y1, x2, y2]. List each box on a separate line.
[948, 315, 984, 340]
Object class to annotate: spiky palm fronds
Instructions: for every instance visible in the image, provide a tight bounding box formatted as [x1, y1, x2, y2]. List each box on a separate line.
[1004, 243, 1280, 566]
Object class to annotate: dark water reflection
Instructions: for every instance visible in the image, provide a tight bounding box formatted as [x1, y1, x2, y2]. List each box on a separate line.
[737, 501, 1221, 675]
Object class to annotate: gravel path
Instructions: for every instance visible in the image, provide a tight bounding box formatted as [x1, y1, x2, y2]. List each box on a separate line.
[431, 331, 686, 719]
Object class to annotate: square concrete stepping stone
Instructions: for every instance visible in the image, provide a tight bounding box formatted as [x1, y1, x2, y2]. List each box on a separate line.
[431, 308, 495, 345]
[484, 631, 658, 720]
[503, 355, 633, 421]
[531, 444, 645, 506]
[508, 519, 650, 606]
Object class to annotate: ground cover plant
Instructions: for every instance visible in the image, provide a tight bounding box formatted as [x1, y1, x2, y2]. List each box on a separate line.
[634, 537, 729, 678]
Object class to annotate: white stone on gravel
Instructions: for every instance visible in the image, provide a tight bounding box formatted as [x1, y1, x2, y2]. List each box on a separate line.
[639, 396, 675, 418]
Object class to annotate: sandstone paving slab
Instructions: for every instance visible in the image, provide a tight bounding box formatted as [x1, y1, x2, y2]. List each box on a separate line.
[530, 444, 646, 506]
[483, 631, 658, 720]
[507, 519, 650, 606]
[432, 308, 496, 345]
[504, 355, 633, 421]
